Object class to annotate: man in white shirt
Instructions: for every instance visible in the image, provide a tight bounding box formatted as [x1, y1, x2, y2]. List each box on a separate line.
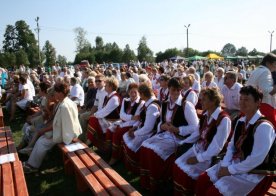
[221, 71, 242, 120]
[70, 77, 85, 107]
[79, 74, 107, 141]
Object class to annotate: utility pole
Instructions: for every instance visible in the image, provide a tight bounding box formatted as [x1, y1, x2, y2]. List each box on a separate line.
[35, 17, 41, 65]
[184, 24, 191, 57]
[268, 30, 274, 52]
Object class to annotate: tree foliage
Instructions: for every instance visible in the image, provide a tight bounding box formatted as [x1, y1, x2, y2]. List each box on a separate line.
[43, 40, 56, 67]
[236, 46, 248, 56]
[122, 44, 136, 63]
[137, 36, 154, 62]
[57, 55, 67, 66]
[16, 49, 29, 65]
[2, 20, 40, 66]
[221, 43, 236, 56]
[74, 27, 91, 53]
[155, 48, 183, 62]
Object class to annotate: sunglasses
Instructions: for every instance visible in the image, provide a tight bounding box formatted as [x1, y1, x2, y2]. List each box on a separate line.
[95, 80, 102, 83]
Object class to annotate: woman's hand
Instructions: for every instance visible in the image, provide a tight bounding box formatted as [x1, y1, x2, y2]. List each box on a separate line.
[186, 156, 198, 165]
[167, 123, 179, 134]
[217, 167, 231, 178]
[132, 115, 140, 121]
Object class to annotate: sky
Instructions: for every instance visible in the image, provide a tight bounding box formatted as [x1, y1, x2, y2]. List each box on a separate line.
[0, 0, 276, 62]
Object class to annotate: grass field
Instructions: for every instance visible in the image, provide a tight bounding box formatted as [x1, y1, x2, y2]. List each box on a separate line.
[4, 109, 149, 196]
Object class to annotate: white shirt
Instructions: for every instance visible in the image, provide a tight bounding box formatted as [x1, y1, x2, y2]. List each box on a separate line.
[134, 97, 160, 137]
[27, 79, 35, 99]
[70, 83, 85, 106]
[181, 88, 198, 106]
[195, 107, 231, 162]
[214, 77, 225, 91]
[119, 97, 145, 128]
[201, 81, 218, 89]
[192, 80, 201, 94]
[221, 83, 242, 111]
[151, 74, 160, 90]
[221, 110, 275, 174]
[247, 65, 276, 108]
[21, 84, 33, 100]
[94, 87, 107, 110]
[94, 91, 120, 119]
[157, 87, 169, 102]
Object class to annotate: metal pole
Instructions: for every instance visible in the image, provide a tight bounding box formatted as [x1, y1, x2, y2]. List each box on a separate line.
[35, 17, 41, 65]
[184, 24, 190, 57]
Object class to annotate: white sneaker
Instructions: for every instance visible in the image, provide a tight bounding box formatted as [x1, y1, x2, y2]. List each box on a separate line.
[18, 147, 33, 155]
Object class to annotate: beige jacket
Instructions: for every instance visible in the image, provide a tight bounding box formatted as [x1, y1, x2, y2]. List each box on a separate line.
[53, 97, 82, 144]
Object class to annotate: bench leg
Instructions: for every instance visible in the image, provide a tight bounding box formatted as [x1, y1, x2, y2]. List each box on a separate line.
[75, 170, 89, 192]
[63, 154, 74, 175]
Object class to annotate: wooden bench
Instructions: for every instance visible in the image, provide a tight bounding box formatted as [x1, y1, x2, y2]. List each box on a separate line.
[266, 181, 276, 196]
[0, 126, 28, 196]
[0, 107, 4, 127]
[58, 139, 141, 196]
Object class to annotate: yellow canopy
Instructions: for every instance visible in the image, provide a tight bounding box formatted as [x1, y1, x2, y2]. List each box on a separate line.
[206, 53, 224, 59]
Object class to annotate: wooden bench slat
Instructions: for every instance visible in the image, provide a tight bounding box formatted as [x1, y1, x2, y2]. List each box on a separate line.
[58, 144, 109, 196]
[84, 148, 141, 196]
[2, 163, 15, 196]
[0, 108, 4, 127]
[76, 150, 125, 196]
[0, 127, 8, 155]
[12, 161, 29, 196]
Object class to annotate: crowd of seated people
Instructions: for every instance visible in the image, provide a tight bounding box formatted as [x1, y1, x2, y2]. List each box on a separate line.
[1, 53, 275, 194]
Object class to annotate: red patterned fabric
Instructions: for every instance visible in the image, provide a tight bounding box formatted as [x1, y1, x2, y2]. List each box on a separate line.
[123, 142, 140, 174]
[140, 146, 175, 192]
[107, 126, 131, 160]
[196, 172, 273, 196]
[173, 163, 196, 195]
[260, 103, 276, 127]
[87, 116, 108, 152]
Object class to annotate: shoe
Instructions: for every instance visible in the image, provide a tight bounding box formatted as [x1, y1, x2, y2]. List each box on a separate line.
[18, 147, 33, 155]
[23, 162, 38, 174]
[108, 158, 118, 166]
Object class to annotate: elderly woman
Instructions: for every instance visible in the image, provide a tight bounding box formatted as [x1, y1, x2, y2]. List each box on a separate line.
[86, 77, 121, 152]
[196, 86, 275, 196]
[139, 77, 199, 193]
[123, 83, 160, 174]
[214, 67, 225, 91]
[202, 71, 218, 89]
[173, 87, 231, 195]
[106, 83, 145, 165]
[182, 75, 198, 106]
[23, 82, 82, 173]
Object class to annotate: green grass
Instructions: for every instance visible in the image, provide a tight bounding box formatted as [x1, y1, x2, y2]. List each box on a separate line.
[3, 109, 149, 196]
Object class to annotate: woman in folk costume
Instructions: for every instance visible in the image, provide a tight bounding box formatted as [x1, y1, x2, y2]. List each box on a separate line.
[157, 74, 170, 103]
[196, 86, 276, 196]
[86, 77, 121, 152]
[123, 83, 160, 174]
[181, 75, 198, 106]
[106, 83, 145, 165]
[173, 87, 231, 195]
[139, 77, 199, 193]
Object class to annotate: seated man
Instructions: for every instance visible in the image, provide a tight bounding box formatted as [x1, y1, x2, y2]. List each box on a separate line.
[69, 77, 85, 107]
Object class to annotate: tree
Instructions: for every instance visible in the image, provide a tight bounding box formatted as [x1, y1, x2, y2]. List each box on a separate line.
[137, 36, 154, 62]
[271, 49, 276, 55]
[57, 55, 67, 66]
[16, 49, 29, 65]
[2, 20, 40, 66]
[221, 43, 236, 56]
[183, 48, 200, 57]
[95, 36, 104, 50]
[74, 27, 91, 53]
[155, 48, 182, 62]
[248, 48, 259, 56]
[199, 50, 221, 57]
[122, 44, 136, 63]
[3, 52, 16, 66]
[43, 40, 56, 67]
[2, 25, 17, 53]
[236, 46, 248, 56]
